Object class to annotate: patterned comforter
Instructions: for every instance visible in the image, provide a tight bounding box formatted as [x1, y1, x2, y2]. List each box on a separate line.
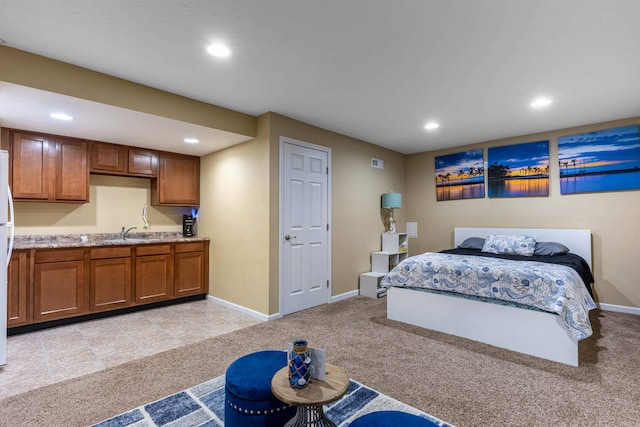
[380, 252, 597, 340]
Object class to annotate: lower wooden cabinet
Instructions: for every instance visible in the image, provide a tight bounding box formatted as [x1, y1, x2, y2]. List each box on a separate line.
[90, 247, 132, 312]
[174, 242, 208, 297]
[7, 240, 209, 328]
[33, 249, 86, 322]
[7, 250, 29, 327]
[135, 244, 173, 304]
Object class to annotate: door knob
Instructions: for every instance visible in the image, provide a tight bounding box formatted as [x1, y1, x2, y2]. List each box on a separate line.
[284, 235, 297, 241]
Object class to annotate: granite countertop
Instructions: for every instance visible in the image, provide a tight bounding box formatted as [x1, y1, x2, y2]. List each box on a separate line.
[11, 232, 209, 250]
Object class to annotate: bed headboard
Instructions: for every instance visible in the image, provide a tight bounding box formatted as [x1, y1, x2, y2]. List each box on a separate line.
[454, 227, 592, 269]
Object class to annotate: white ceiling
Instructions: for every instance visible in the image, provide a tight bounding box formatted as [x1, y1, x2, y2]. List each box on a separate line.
[1, 0, 640, 156]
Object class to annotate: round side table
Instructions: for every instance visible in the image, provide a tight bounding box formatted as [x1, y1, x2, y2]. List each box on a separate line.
[271, 363, 349, 427]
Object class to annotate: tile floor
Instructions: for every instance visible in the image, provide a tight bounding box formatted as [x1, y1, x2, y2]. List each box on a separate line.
[0, 299, 263, 400]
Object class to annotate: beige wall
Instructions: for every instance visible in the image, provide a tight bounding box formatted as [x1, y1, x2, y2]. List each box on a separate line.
[13, 175, 189, 235]
[200, 112, 406, 315]
[199, 115, 272, 314]
[406, 117, 640, 309]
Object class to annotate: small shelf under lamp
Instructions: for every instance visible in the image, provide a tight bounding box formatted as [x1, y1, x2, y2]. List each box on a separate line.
[381, 192, 402, 233]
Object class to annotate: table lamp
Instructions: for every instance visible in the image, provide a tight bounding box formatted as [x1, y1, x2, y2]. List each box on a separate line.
[381, 192, 402, 233]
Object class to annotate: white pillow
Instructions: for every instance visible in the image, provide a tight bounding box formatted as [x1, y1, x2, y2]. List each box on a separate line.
[481, 234, 537, 256]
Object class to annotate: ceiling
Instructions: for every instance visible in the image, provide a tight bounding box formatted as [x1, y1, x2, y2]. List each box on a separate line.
[1, 0, 640, 156]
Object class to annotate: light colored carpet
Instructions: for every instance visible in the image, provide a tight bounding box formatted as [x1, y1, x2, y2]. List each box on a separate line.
[0, 296, 638, 427]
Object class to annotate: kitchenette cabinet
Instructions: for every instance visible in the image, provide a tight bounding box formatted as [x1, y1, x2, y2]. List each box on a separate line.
[3, 127, 199, 207]
[7, 238, 209, 330]
[4, 130, 89, 203]
[91, 141, 158, 177]
[174, 241, 208, 297]
[33, 248, 86, 322]
[151, 152, 200, 206]
[90, 247, 133, 312]
[7, 250, 29, 327]
[135, 244, 173, 304]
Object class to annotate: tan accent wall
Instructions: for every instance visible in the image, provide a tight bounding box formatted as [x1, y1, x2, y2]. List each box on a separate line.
[199, 115, 272, 314]
[200, 113, 406, 315]
[0, 46, 256, 138]
[405, 117, 640, 309]
[12, 175, 189, 234]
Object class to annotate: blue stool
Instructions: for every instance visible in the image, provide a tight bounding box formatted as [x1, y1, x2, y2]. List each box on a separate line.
[350, 410, 440, 426]
[225, 350, 296, 427]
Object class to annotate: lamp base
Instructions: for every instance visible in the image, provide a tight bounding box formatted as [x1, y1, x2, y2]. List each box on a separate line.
[386, 216, 397, 233]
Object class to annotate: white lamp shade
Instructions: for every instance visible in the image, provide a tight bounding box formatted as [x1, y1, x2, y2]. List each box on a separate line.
[381, 192, 402, 209]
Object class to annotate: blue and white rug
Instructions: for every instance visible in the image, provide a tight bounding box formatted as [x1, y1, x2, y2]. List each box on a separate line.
[93, 375, 452, 427]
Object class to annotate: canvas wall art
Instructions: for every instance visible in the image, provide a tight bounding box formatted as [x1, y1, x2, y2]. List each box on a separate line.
[435, 149, 485, 201]
[558, 125, 640, 194]
[487, 140, 549, 197]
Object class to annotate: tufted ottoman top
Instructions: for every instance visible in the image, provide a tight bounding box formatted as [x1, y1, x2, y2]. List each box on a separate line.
[225, 350, 288, 401]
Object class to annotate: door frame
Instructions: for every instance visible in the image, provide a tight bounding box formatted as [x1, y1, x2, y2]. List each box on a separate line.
[279, 136, 332, 316]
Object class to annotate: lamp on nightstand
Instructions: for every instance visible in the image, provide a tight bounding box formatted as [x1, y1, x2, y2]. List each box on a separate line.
[381, 192, 402, 233]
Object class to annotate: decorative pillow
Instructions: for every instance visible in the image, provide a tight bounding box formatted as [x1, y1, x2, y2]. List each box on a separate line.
[481, 234, 537, 256]
[458, 237, 485, 250]
[534, 241, 569, 256]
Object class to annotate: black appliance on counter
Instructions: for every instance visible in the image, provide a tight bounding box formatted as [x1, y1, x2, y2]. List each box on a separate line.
[183, 214, 194, 237]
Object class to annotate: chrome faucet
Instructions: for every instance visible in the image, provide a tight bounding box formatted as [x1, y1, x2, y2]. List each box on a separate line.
[121, 226, 137, 240]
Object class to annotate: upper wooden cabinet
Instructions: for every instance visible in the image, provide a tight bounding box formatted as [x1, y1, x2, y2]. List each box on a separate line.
[151, 152, 200, 206]
[4, 128, 199, 206]
[129, 148, 158, 176]
[91, 142, 158, 177]
[8, 130, 89, 203]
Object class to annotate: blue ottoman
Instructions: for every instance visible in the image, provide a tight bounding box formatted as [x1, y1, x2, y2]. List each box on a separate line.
[350, 410, 440, 427]
[225, 350, 296, 427]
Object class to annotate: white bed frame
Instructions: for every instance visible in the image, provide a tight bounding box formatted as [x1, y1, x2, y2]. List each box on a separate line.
[387, 227, 592, 366]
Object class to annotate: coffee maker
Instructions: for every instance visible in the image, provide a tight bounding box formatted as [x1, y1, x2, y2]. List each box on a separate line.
[182, 214, 194, 237]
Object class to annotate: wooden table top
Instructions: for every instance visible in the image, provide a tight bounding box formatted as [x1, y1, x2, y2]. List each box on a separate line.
[271, 363, 349, 406]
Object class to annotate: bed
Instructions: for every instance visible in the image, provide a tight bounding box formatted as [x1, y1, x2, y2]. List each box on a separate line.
[383, 227, 597, 366]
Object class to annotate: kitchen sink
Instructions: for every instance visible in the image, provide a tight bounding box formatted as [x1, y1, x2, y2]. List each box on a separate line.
[101, 238, 156, 245]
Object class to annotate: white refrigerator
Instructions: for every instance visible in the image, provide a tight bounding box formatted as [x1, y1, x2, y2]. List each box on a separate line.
[1, 150, 16, 366]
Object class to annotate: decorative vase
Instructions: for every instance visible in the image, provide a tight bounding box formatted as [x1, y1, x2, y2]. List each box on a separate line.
[289, 339, 312, 389]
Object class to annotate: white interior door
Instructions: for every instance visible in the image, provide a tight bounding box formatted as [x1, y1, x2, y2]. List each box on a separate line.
[280, 137, 331, 315]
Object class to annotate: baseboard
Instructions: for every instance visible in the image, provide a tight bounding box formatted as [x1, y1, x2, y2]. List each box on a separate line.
[208, 290, 360, 322]
[206, 295, 276, 322]
[598, 303, 640, 315]
[330, 289, 359, 303]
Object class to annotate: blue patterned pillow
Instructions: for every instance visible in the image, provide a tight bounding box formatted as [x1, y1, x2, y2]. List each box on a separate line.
[481, 234, 537, 256]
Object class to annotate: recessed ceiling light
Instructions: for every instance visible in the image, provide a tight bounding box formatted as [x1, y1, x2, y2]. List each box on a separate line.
[530, 97, 553, 108]
[184, 138, 199, 144]
[424, 122, 440, 130]
[207, 43, 232, 57]
[50, 112, 73, 121]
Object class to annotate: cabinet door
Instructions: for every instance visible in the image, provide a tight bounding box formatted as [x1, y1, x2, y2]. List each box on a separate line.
[55, 137, 89, 202]
[7, 251, 29, 327]
[128, 148, 158, 177]
[90, 141, 127, 174]
[174, 251, 205, 297]
[135, 254, 173, 304]
[34, 260, 85, 322]
[10, 131, 51, 200]
[151, 152, 200, 206]
[90, 256, 132, 312]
